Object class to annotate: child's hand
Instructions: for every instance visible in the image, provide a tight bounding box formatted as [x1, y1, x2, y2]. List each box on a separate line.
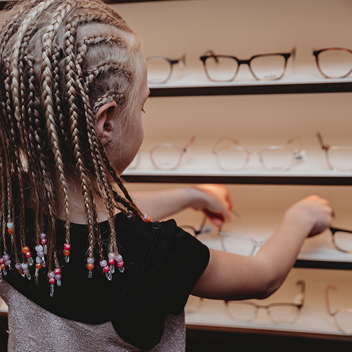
[285, 195, 333, 237]
[192, 184, 232, 227]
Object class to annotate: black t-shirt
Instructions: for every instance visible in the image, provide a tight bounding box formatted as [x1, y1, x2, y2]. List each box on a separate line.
[4, 210, 210, 350]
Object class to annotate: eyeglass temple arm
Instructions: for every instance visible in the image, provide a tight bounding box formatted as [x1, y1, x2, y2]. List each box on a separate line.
[296, 280, 306, 306]
[316, 132, 328, 150]
[330, 226, 352, 234]
[179, 54, 186, 71]
[212, 137, 240, 153]
[291, 46, 297, 60]
[183, 135, 196, 151]
[325, 284, 337, 316]
[200, 50, 219, 64]
[287, 136, 303, 153]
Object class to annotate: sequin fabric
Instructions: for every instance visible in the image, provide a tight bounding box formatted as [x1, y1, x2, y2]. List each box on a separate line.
[0, 281, 186, 352]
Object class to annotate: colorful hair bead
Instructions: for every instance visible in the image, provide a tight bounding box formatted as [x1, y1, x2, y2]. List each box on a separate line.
[115, 254, 125, 273]
[54, 268, 62, 287]
[87, 257, 94, 278]
[22, 246, 34, 266]
[108, 252, 116, 274]
[35, 244, 46, 268]
[3, 254, 11, 270]
[40, 233, 47, 254]
[142, 214, 151, 222]
[15, 262, 23, 275]
[100, 260, 112, 281]
[63, 243, 71, 263]
[0, 258, 7, 276]
[6, 222, 13, 236]
[0, 271, 3, 282]
[48, 271, 55, 297]
[21, 262, 31, 280]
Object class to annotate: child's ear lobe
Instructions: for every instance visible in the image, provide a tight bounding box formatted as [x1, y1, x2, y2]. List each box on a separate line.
[95, 101, 118, 145]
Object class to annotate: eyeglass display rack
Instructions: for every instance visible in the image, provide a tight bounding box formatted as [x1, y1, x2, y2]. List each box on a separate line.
[2, 0, 352, 349]
[113, 0, 352, 347]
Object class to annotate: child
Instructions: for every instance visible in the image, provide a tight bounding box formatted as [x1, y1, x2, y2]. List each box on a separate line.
[0, 0, 332, 351]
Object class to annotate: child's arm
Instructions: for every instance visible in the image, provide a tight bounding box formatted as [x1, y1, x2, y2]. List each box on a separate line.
[191, 195, 333, 301]
[130, 184, 232, 226]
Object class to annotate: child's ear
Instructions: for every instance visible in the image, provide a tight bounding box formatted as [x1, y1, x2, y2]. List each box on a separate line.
[95, 101, 118, 145]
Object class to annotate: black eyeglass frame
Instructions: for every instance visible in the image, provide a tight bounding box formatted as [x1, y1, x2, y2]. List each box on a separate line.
[199, 47, 296, 82]
[313, 48, 352, 79]
[330, 226, 352, 254]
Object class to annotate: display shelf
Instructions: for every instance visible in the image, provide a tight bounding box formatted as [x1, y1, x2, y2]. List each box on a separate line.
[122, 136, 352, 185]
[185, 268, 352, 339]
[148, 63, 352, 96]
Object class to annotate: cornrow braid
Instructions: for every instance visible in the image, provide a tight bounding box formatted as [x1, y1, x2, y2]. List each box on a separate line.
[77, 36, 127, 274]
[0, 0, 146, 295]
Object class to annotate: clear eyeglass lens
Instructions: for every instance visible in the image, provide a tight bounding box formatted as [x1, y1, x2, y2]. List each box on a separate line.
[268, 304, 299, 324]
[215, 147, 247, 170]
[317, 50, 352, 78]
[333, 231, 352, 252]
[250, 55, 286, 80]
[147, 57, 171, 83]
[205, 56, 238, 81]
[261, 147, 293, 170]
[227, 302, 257, 321]
[151, 144, 181, 170]
[327, 146, 352, 171]
[335, 310, 352, 334]
[220, 233, 255, 256]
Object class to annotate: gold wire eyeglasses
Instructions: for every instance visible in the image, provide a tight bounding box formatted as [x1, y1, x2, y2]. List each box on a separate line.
[129, 135, 195, 170]
[146, 54, 186, 84]
[317, 132, 352, 172]
[313, 48, 352, 79]
[212, 136, 304, 171]
[200, 48, 296, 82]
[325, 284, 352, 334]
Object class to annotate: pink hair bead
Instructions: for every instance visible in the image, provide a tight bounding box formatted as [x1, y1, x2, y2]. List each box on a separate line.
[87, 257, 95, 264]
[115, 255, 123, 263]
[108, 258, 115, 265]
[47, 271, 55, 279]
[48, 278, 55, 285]
[103, 266, 110, 273]
[25, 251, 32, 258]
[55, 274, 61, 280]
[116, 261, 124, 268]
[54, 268, 61, 275]
[63, 243, 71, 251]
[0, 258, 4, 265]
[40, 238, 47, 245]
[108, 252, 116, 260]
[99, 260, 107, 268]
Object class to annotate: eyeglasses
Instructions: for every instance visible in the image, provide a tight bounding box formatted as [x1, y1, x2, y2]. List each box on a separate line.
[212, 136, 304, 171]
[128, 135, 195, 170]
[317, 132, 352, 171]
[200, 48, 296, 82]
[146, 54, 186, 83]
[181, 216, 267, 258]
[325, 284, 352, 334]
[225, 280, 305, 324]
[313, 48, 352, 79]
[330, 227, 352, 253]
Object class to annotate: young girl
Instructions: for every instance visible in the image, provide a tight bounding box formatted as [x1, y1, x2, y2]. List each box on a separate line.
[0, 0, 332, 351]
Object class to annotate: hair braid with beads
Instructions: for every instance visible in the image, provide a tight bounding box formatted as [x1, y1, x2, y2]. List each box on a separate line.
[0, 0, 145, 292]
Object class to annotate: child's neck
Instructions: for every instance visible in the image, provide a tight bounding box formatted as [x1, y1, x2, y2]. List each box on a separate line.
[55, 173, 116, 224]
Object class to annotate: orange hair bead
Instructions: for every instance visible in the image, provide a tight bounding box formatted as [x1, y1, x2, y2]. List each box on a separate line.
[35, 263, 43, 269]
[22, 246, 30, 254]
[7, 228, 13, 235]
[0, 264, 6, 270]
[63, 249, 70, 256]
[87, 263, 94, 270]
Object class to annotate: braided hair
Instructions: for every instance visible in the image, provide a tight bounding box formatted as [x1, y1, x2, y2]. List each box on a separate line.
[0, 0, 145, 294]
